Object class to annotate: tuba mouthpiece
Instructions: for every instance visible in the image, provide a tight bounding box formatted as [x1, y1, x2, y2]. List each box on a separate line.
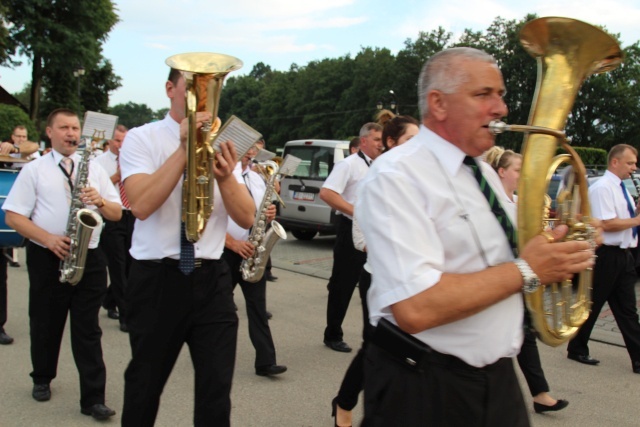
[488, 120, 509, 135]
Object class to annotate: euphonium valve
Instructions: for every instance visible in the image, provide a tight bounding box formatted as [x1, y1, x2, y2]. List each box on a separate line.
[490, 17, 622, 346]
[165, 52, 243, 242]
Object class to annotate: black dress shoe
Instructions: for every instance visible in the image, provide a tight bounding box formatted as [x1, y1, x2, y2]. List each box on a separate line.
[534, 399, 569, 413]
[567, 353, 600, 365]
[265, 271, 278, 282]
[32, 384, 51, 402]
[107, 308, 119, 320]
[0, 331, 14, 345]
[255, 364, 287, 376]
[9, 261, 19, 268]
[633, 361, 640, 374]
[324, 340, 352, 353]
[266, 310, 273, 320]
[119, 323, 129, 333]
[81, 403, 116, 420]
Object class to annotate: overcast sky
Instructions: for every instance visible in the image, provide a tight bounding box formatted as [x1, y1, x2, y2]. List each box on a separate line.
[1, 0, 639, 111]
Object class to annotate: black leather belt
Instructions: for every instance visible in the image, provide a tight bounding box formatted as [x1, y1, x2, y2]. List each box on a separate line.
[372, 318, 504, 373]
[149, 258, 216, 269]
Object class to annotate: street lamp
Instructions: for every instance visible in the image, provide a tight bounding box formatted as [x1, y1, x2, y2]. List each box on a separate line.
[73, 65, 85, 116]
[375, 90, 399, 114]
[388, 90, 399, 114]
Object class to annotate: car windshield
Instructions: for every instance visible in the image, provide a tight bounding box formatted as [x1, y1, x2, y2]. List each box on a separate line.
[284, 146, 333, 179]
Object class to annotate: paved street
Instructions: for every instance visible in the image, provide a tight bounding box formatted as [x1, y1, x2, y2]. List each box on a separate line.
[0, 235, 639, 426]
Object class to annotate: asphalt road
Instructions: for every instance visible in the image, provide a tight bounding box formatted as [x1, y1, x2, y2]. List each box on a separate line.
[1, 237, 639, 426]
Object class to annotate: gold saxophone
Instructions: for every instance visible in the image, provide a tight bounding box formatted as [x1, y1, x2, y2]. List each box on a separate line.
[489, 17, 623, 346]
[165, 53, 243, 242]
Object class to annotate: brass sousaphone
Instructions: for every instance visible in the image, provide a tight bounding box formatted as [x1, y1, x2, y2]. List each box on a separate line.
[165, 53, 243, 242]
[490, 17, 623, 346]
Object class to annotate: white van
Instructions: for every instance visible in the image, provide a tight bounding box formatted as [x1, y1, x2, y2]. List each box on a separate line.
[276, 139, 350, 240]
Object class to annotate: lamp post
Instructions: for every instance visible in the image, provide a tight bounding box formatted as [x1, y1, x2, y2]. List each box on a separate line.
[73, 65, 85, 117]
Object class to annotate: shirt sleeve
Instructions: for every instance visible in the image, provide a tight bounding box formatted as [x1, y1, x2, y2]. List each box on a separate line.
[120, 127, 153, 180]
[322, 159, 350, 194]
[2, 163, 37, 217]
[589, 183, 617, 221]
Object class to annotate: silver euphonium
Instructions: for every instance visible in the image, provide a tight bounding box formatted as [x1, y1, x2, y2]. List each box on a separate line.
[59, 134, 104, 285]
[241, 160, 287, 283]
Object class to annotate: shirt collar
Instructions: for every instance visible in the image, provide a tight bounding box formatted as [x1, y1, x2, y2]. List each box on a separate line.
[51, 149, 79, 164]
[422, 126, 469, 177]
[604, 169, 622, 185]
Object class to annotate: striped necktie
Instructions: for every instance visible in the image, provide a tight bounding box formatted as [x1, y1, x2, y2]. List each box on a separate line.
[116, 156, 131, 209]
[178, 170, 195, 275]
[463, 156, 518, 256]
[620, 181, 638, 239]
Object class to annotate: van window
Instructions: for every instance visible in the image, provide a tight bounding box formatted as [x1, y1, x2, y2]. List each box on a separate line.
[285, 146, 334, 179]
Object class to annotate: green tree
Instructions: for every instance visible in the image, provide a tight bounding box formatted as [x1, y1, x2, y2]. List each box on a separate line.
[3, 0, 119, 121]
[109, 102, 155, 129]
[0, 104, 38, 141]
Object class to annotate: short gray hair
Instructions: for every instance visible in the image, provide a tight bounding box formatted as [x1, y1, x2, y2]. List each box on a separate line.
[418, 47, 498, 118]
[359, 122, 382, 138]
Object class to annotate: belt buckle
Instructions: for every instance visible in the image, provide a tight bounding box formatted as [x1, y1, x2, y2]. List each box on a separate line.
[194, 259, 202, 268]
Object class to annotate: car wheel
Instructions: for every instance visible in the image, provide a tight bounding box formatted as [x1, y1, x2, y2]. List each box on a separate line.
[292, 230, 317, 240]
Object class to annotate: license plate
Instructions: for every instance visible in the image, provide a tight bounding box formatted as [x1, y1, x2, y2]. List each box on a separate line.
[293, 191, 315, 201]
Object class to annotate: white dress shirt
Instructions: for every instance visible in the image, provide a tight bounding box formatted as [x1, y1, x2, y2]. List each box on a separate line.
[2, 149, 121, 248]
[322, 152, 371, 219]
[227, 166, 264, 241]
[356, 125, 523, 368]
[119, 114, 244, 260]
[93, 150, 128, 208]
[590, 170, 638, 249]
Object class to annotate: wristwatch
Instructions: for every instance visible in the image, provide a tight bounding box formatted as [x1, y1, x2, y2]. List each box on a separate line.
[514, 258, 540, 294]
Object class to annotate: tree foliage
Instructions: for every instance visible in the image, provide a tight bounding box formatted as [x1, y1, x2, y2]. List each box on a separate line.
[2, 0, 120, 122]
[109, 102, 155, 129]
[0, 104, 38, 142]
[217, 14, 640, 153]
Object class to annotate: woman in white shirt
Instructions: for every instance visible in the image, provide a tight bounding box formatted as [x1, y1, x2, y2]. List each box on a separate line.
[485, 146, 569, 414]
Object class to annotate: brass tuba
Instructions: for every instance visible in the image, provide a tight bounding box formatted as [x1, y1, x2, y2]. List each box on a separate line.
[489, 17, 623, 346]
[165, 53, 243, 242]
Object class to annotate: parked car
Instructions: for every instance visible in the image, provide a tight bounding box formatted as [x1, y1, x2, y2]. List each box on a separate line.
[276, 139, 350, 240]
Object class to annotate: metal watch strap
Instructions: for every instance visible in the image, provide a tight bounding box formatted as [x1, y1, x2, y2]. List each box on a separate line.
[514, 257, 540, 294]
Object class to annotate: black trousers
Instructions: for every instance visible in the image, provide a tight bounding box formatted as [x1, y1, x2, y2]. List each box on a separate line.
[363, 341, 530, 427]
[568, 245, 640, 363]
[27, 242, 108, 408]
[517, 313, 550, 397]
[324, 216, 367, 342]
[0, 253, 7, 333]
[335, 268, 374, 410]
[222, 248, 277, 369]
[122, 258, 238, 427]
[100, 210, 134, 323]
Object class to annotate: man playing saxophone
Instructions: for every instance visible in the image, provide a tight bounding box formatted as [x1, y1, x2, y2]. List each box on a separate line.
[2, 108, 122, 421]
[119, 68, 254, 427]
[222, 144, 287, 377]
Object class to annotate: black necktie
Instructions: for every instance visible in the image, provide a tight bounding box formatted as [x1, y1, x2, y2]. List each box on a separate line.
[463, 156, 518, 256]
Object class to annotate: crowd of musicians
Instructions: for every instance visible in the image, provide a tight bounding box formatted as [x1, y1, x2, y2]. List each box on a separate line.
[1, 45, 640, 427]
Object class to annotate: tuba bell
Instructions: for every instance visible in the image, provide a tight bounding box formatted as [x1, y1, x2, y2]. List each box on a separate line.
[489, 17, 623, 346]
[165, 52, 243, 242]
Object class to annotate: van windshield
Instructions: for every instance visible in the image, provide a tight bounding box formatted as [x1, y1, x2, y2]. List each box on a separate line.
[285, 146, 335, 179]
